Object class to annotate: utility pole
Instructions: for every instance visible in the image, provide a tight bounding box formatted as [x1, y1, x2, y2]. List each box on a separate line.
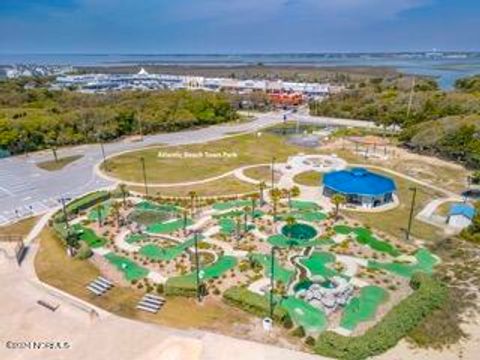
[406, 187, 417, 241]
[269, 246, 278, 320]
[140, 157, 148, 196]
[194, 231, 202, 303]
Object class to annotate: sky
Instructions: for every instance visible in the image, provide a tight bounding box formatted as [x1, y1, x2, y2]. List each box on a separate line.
[0, 0, 479, 53]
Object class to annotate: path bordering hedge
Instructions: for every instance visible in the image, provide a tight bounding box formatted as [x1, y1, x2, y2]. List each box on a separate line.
[314, 272, 447, 360]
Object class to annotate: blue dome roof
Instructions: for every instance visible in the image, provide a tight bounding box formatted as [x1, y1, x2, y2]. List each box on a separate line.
[323, 167, 396, 196]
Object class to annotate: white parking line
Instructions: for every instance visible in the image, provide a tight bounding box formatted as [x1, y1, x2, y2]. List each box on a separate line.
[0, 186, 14, 196]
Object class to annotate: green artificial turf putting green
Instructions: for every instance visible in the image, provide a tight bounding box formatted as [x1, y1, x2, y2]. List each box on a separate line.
[104, 253, 149, 281]
[290, 200, 320, 210]
[125, 233, 148, 244]
[333, 225, 354, 235]
[139, 235, 203, 261]
[87, 202, 111, 221]
[72, 224, 106, 248]
[300, 251, 338, 279]
[333, 226, 401, 256]
[213, 199, 251, 211]
[340, 285, 388, 331]
[146, 218, 193, 234]
[267, 234, 333, 248]
[280, 296, 328, 333]
[368, 248, 439, 278]
[249, 253, 294, 285]
[167, 256, 237, 286]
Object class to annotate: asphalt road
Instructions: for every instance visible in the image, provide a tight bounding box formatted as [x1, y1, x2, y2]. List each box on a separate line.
[0, 112, 378, 225]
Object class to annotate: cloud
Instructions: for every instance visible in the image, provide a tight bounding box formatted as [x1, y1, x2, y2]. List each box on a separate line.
[158, 0, 431, 23]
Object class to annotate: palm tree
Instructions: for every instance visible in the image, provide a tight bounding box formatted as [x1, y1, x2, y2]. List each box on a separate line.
[244, 206, 250, 233]
[111, 201, 122, 228]
[271, 189, 282, 222]
[258, 181, 266, 205]
[94, 204, 103, 228]
[291, 185, 300, 199]
[285, 216, 297, 248]
[250, 194, 258, 218]
[182, 209, 189, 235]
[235, 216, 242, 242]
[331, 194, 347, 221]
[188, 191, 197, 219]
[119, 183, 128, 207]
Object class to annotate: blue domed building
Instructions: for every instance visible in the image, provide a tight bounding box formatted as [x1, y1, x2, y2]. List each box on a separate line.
[322, 168, 396, 208]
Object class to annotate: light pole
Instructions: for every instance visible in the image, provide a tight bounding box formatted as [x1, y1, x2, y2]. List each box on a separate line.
[140, 157, 149, 196]
[406, 187, 417, 242]
[58, 197, 71, 231]
[193, 231, 202, 302]
[271, 156, 276, 191]
[100, 141, 108, 171]
[269, 246, 279, 320]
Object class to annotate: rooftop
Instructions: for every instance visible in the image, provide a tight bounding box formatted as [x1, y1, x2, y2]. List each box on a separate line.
[323, 167, 396, 196]
[449, 203, 475, 219]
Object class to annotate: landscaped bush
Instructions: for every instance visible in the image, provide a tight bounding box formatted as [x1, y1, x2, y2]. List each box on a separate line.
[314, 273, 447, 360]
[75, 240, 93, 260]
[165, 276, 204, 297]
[53, 191, 111, 223]
[223, 286, 289, 322]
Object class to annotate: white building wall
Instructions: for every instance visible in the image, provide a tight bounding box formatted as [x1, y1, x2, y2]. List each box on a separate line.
[448, 215, 472, 229]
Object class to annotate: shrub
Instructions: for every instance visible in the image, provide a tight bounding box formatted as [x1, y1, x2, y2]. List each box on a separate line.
[314, 273, 447, 360]
[305, 336, 315, 347]
[223, 286, 289, 322]
[283, 315, 294, 329]
[75, 240, 93, 260]
[292, 326, 305, 338]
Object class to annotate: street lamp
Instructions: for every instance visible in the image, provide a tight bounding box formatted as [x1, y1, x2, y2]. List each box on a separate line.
[269, 246, 279, 320]
[193, 231, 202, 302]
[406, 187, 417, 242]
[140, 157, 149, 196]
[271, 156, 276, 190]
[58, 197, 72, 231]
[100, 141, 108, 171]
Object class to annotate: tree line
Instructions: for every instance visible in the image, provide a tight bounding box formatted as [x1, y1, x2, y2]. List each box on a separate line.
[310, 74, 480, 168]
[0, 79, 237, 154]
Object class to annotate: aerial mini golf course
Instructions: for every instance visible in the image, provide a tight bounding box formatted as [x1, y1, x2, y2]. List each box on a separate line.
[60, 168, 440, 344]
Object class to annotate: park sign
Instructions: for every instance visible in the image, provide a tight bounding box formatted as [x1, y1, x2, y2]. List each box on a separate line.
[158, 151, 238, 159]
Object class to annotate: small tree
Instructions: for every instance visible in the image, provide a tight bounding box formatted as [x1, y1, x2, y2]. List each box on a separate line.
[285, 216, 297, 248]
[94, 204, 103, 227]
[258, 181, 266, 205]
[331, 194, 347, 221]
[188, 191, 197, 218]
[119, 183, 128, 207]
[111, 201, 122, 227]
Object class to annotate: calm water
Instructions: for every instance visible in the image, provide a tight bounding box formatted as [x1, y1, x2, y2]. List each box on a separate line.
[1, 53, 480, 89]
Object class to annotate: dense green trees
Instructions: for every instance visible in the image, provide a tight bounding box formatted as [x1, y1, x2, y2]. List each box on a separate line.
[0, 79, 237, 154]
[310, 75, 480, 168]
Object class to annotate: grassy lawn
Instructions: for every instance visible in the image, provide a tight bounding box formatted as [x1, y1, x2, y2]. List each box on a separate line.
[103, 133, 312, 184]
[37, 155, 83, 171]
[129, 175, 257, 197]
[293, 171, 323, 186]
[243, 165, 280, 183]
[435, 202, 455, 217]
[0, 216, 39, 237]
[343, 170, 445, 242]
[35, 227, 253, 331]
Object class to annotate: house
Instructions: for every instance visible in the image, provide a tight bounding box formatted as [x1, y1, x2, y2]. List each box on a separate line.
[447, 203, 475, 229]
